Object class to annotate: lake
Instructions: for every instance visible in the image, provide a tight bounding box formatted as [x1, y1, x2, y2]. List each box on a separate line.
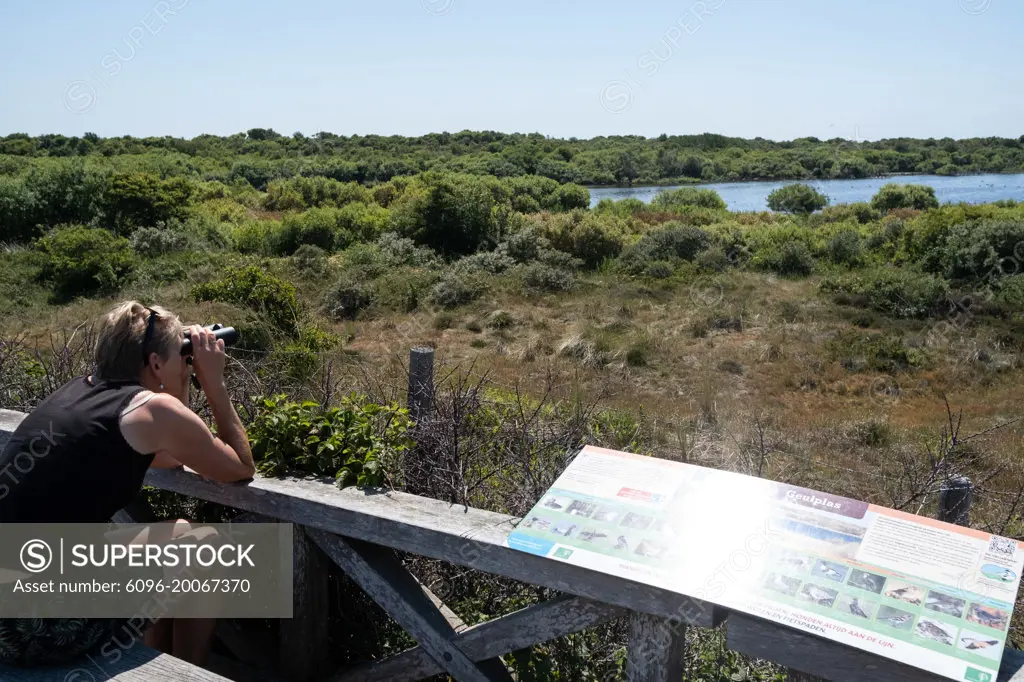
[587, 173, 1024, 211]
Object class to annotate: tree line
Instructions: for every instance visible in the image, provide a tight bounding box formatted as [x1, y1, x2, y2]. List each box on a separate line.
[3, 129, 1024, 187]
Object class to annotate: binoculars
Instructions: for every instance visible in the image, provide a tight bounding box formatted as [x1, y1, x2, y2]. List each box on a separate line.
[181, 324, 239, 390]
[181, 324, 239, 357]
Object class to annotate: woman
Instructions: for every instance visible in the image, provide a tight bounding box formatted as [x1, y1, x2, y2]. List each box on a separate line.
[0, 301, 256, 667]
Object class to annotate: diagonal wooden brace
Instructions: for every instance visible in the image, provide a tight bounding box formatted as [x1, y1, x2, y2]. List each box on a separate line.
[307, 529, 513, 682]
[332, 593, 626, 682]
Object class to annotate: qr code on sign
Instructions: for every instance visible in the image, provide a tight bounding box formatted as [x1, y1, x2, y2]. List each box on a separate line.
[989, 535, 1016, 558]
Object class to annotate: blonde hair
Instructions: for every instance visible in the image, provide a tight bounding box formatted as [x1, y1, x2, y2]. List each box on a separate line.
[94, 301, 183, 382]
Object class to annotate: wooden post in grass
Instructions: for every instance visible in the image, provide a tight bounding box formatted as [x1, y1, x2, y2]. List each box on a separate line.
[938, 476, 973, 527]
[406, 347, 435, 495]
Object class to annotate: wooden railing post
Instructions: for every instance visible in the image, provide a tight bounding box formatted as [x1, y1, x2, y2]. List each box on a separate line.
[625, 612, 685, 682]
[405, 346, 435, 495]
[938, 475, 973, 526]
[407, 346, 435, 427]
[280, 526, 331, 682]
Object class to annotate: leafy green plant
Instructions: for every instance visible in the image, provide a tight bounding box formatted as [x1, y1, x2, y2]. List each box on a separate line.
[821, 267, 949, 318]
[247, 394, 414, 489]
[766, 184, 829, 215]
[871, 183, 939, 212]
[37, 225, 135, 301]
[191, 265, 300, 333]
[651, 187, 727, 211]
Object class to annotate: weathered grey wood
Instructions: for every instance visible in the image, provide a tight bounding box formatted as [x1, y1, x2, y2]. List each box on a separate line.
[0, 409, 26, 451]
[336, 594, 625, 682]
[0, 643, 229, 681]
[407, 346, 435, 425]
[1000, 648, 1024, 682]
[308, 530, 512, 682]
[727, 612, 944, 682]
[280, 526, 331, 681]
[625, 612, 685, 682]
[786, 670, 827, 682]
[939, 475, 973, 526]
[142, 466, 714, 626]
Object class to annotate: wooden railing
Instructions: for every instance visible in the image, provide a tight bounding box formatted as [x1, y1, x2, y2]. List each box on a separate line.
[2, 407, 1023, 682]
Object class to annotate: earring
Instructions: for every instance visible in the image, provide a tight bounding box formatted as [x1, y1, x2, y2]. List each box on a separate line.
[159, 384, 165, 391]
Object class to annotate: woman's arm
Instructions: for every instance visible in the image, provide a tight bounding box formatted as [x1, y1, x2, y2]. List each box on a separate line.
[121, 327, 255, 482]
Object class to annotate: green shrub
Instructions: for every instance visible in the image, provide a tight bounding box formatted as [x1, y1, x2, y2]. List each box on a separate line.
[531, 210, 627, 268]
[191, 265, 300, 333]
[37, 226, 135, 300]
[821, 267, 949, 318]
[129, 225, 190, 256]
[264, 176, 371, 211]
[871, 183, 939, 212]
[827, 229, 864, 267]
[696, 246, 731, 272]
[767, 184, 829, 215]
[325, 277, 375, 320]
[556, 184, 591, 211]
[452, 251, 516, 275]
[430, 272, 487, 308]
[292, 244, 329, 276]
[758, 240, 815, 276]
[521, 263, 574, 293]
[376, 232, 442, 269]
[931, 219, 1024, 281]
[389, 172, 499, 256]
[995, 275, 1024, 309]
[619, 225, 711, 274]
[499, 227, 549, 264]
[593, 198, 646, 217]
[820, 202, 881, 224]
[826, 331, 927, 373]
[651, 187, 726, 211]
[101, 172, 194, 235]
[0, 176, 41, 244]
[272, 325, 340, 383]
[248, 394, 413, 488]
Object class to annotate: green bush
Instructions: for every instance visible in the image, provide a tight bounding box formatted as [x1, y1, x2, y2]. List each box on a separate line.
[826, 331, 927, 373]
[101, 172, 194, 235]
[767, 184, 829, 215]
[248, 394, 413, 488]
[520, 263, 574, 293]
[651, 187, 727, 211]
[389, 172, 499, 256]
[871, 183, 939, 212]
[191, 265, 300, 333]
[758, 240, 815, 276]
[129, 225, 190, 256]
[827, 229, 864, 267]
[325, 277, 375, 320]
[430, 272, 487, 308]
[264, 176, 371, 211]
[931, 219, 1024, 281]
[292, 244, 329, 276]
[452, 251, 516, 275]
[531, 210, 627, 268]
[0, 176, 41, 244]
[376, 232, 442, 269]
[821, 267, 949, 318]
[37, 226, 135, 300]
[994, 275, 1024, 310]
[619, 225, 711, 274]
[820, 202, 881, 224]
[593, 198, 646, 217]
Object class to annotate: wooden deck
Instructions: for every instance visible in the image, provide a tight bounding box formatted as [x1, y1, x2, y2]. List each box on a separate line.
[2, 408, 1023, 682]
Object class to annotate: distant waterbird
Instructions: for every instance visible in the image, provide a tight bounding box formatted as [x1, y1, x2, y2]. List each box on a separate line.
[848, 598, 869, 618]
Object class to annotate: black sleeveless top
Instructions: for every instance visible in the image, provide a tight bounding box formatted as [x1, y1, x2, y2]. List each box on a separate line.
[0, 377, 155, 523]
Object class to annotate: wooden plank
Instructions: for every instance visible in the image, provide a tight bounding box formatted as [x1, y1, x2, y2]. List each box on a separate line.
[335, 594, 626, 682]
[308, 530, 512, 682]
[727, 612, 943, 682]
[141, 467, 714, 627]
[0, 643, 229, 681]
[625, 612, 685, 682]
[205, 652, 285, 682]
[280, 526, 331, 682]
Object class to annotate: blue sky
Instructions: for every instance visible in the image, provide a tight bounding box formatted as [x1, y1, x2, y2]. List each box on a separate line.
[1, 0, 1021, 141]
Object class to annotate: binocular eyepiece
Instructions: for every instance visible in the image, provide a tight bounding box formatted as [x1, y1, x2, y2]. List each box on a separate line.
[181, 324, 240, 356]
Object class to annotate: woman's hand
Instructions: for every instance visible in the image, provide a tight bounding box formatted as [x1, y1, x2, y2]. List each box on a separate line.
[188, 325, 226, 390]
